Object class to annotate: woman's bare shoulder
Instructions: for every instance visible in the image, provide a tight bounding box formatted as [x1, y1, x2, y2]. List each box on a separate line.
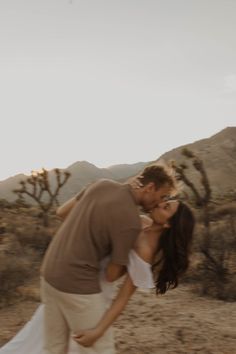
[134, 226, 162, 264]
[134, 230, 154, 263]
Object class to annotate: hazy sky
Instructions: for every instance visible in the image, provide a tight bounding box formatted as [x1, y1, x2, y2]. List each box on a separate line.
[0, 0, 235, 181]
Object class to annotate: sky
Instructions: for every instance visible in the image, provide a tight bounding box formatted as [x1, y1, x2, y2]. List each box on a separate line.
[0, 0, 235, 181]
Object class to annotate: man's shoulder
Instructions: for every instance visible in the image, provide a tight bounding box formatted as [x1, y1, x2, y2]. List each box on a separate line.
[92, 179, 121, 189]
[82, 179, 120, 195]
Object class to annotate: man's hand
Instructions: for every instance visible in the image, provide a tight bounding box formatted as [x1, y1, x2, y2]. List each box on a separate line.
[72, 328, 101, 347]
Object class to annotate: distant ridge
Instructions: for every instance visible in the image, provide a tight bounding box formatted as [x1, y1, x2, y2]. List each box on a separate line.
[0, 127, 235, 202]
[158, 127, 236, 197]
[0, 161, 148, 202]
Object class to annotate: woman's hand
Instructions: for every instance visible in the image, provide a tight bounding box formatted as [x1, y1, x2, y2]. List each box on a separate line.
[72, 328, 102, 347]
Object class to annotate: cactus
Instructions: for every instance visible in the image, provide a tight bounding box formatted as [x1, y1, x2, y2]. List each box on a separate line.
[13, 168, 71, 226]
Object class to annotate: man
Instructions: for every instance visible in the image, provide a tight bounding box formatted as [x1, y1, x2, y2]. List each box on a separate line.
[40, 164, 176, 354]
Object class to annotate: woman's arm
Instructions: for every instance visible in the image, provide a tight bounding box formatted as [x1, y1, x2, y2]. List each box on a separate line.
[73, 241, 155, 347]
[56, 196, 77, 220]
[73, 274, 136, 347]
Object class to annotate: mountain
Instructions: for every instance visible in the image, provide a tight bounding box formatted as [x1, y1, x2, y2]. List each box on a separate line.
[0, 161, 148, 203]
[158, 127, 236, 197]
[57, 161, 114, 202]
[0, 127, 235, 203]
[0, 174, 27, 201]
[108, 162, 148, 180]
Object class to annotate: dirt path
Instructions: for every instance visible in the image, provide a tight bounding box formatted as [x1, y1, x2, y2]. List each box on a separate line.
[0, 284, 235, 354]
[115, 285, 236, 354]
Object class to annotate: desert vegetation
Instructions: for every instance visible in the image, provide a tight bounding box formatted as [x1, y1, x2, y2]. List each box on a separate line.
[0, 158, 235, 353]
[171, 149, 236, 301]
[0, 157, 235, 304]
[13, 168, 71, 226]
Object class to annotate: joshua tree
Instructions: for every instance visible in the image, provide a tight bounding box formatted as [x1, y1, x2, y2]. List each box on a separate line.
[171, 148, 211, 228]
[171, 149, 231, 299]
[13, 168, 70, 226]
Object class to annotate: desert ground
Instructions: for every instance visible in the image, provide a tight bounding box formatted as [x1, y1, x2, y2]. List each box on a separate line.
[0, 281, 235, 354]
[0, 201, 235, 354]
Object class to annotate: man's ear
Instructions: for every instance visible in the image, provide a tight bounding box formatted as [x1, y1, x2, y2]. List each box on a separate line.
[145, 182, 156, 192]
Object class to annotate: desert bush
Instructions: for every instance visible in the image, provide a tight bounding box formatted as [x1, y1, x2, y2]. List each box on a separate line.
[196, 218, 236, 301]
[13, 168, 70, 226]
[0, 255, 31, 305]
[0, 199, 62, 306]
[0, 199, 15, 209]
[14, 224, 57, 256]
[0, 234, 36, 306]
[172, 150, 236, 301]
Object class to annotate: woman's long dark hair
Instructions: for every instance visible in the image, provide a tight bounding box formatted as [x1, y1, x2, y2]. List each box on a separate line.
[152, 202, 195, 294]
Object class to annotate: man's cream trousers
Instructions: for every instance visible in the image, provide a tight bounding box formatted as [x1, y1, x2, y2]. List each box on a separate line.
[40, 278, 115, 354]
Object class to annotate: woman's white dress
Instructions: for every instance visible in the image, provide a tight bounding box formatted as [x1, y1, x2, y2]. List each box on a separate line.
[0, 250, 154, 354]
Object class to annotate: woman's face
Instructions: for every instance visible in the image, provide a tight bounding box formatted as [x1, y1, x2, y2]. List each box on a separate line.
[150, 201, 179, 226]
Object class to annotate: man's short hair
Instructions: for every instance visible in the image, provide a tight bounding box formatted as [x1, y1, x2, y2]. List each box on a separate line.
[137, 164, 176, 189]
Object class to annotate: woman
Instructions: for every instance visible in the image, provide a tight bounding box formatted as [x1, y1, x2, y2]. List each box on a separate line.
[0, 199, 194, 354]
[73, 200, 195, 348]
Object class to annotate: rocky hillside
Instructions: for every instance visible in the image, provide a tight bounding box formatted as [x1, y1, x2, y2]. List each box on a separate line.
[0, 127, 235, 202]
[0, 161, 148, 203]
[158, 127, 236, 197]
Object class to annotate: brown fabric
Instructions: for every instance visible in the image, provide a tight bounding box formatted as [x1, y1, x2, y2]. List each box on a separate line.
[41, 179, 141, 294]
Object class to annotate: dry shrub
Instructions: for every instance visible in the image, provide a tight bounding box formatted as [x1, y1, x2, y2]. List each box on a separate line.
[194, 217, 236, 301]
[0, 236, 31, 306]
[15, 224, 54, 255]
[13, 168, 70, 226]
[0, 254, 32, 306]
[171, 150, 236, 301]
[181, 214, 236, 302]
[0, 201, 61, 307]
[0, 199, 13, 209]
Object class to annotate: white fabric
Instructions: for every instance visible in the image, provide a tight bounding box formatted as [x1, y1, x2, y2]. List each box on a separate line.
[0, 305, 79, 354]
[128, 250, 155, 289]
[0, 251, 154, 354]
[98, 256, 115, 304]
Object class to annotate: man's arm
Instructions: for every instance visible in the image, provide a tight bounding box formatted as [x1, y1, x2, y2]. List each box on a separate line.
[56, 187, 87, 220]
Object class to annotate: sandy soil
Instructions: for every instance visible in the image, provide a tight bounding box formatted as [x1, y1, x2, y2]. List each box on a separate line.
[0, 284, 235, 354]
